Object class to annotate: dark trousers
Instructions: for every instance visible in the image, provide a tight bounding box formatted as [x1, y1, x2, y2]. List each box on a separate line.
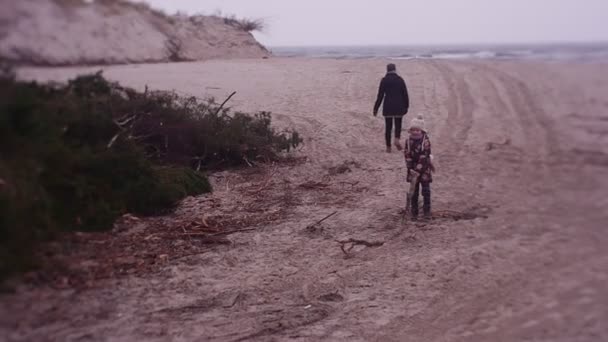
[385, 117, 403, 147]
[411, 182, 431, 216]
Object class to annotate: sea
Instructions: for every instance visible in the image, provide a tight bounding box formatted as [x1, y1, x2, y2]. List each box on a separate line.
[269, 43, 608, 62]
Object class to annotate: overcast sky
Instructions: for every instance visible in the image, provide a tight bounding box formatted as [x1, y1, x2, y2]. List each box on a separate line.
[143, 0, 608, 46]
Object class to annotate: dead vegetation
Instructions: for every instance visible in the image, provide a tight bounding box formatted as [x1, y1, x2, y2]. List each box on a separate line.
[213, 10, 267, 32]
[338, 238, 385, 256]
[230, 18, 266, 32]
[0, 73, 301, 280]
[328, 160, 362, 175]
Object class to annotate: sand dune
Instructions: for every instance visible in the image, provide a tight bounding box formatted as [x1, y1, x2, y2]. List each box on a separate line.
[5, 58, 608, 341]
[0, 0, 269, 65]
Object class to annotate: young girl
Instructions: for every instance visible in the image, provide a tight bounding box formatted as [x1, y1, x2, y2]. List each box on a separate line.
[404, 114, 433, 218]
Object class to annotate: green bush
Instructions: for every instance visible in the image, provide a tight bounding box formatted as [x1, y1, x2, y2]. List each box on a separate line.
[0, 72, 299, 279]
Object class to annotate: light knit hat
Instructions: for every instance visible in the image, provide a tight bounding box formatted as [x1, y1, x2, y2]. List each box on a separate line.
[409, 114, 426, 131]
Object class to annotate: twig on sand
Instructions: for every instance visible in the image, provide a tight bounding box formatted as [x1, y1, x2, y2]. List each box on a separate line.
[243, 156, 254, 167]
[337, 238, 384, 255]
[226, 292, 246, 308]
[211, 228, 257, 236]
[182, 228, 257, 238]
[143, 233, 160, 241]
[180, 234, 232, 245]
[433, 210, 485, 220]
[214, 91, 237, 116]
[306, 211, 338, 229]
[199, 215, 210, 228]
[338, 181, 360, 188]
[107, 133, 121, 148]
[299, 181, 329, 190]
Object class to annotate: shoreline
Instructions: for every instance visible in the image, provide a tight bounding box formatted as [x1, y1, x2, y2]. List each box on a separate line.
[13, 54, 608, 72]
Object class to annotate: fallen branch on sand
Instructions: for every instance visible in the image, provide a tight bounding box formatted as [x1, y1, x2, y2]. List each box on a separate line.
[210, 228, 258, 236]
[182, 228, 257, 238]
[432, 210, 487, 221]
[179, 234, 231, 245]
[485, 138, 511, 151]
[306, 211, 338, 229]
[298, 181, 329, 190]
[214, 91, 237, 116]
[337, 238, 384, 255]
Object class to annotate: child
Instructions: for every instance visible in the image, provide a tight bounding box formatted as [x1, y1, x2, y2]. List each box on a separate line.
[404, 114, 433, 218]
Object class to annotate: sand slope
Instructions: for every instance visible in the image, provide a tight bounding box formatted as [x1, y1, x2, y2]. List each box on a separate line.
[4, 58, 608, 341]
[0, 0, 269, 65]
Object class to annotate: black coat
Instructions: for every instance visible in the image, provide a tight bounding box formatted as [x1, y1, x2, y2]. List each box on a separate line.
[373, 72, 409, 117]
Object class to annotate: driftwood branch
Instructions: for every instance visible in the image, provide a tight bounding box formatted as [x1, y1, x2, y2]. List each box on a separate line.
[211, 228, 257, 236]
[108, 113, 147, 148]
[337, 238, 384, 255]
[179, 234, 231, 245]
[338, 181, 360, 187]
[432, 210, 486, 220]
[214, 91, 237, 116]
[114, 114, 137, 127]
[182, 228, 257, 238]
[243, 156, 254, 167]
[306, 211, 338, 229]
[107, 133, 121, 148]
[299, 181, 329, 190]
[130, 133, 156, 141]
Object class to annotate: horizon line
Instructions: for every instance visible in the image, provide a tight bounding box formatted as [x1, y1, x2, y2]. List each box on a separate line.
[265, 40, 608, 48]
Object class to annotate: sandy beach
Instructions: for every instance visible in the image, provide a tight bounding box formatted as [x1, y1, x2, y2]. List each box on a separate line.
[4, 58, 608, 341]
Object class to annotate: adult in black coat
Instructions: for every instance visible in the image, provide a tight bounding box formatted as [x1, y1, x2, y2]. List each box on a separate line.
[373, 63, 410, 152]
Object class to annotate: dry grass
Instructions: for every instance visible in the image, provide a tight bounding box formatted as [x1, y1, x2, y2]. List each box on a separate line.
[232, 18, 266, 32]
[215, 12, 266, 32]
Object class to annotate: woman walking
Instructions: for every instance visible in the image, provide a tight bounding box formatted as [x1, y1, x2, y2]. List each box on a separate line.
[373, 63, 410, 152]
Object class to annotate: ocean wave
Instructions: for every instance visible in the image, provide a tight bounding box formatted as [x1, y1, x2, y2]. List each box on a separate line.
[271, 44, 608, 61]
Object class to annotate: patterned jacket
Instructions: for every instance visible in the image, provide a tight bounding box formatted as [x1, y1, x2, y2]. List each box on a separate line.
[404, 132, 433, 183]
